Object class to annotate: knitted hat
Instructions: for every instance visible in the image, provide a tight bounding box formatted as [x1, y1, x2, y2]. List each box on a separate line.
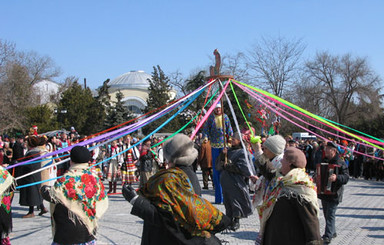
[263, 135, 286, 156]
[70, 146, 91, 164]
[233, 132, 241, 141]
[163, 134, 198, 166]
[283, 147, 306, 168]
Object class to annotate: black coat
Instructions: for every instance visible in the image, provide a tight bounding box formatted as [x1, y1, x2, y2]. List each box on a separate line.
[318, 153, 349, 203]
[263, 189, 321, 245]
[41, 186, 95, 244]
[18, 149, 43, 207]
[131, 196, 229, 245]
[140, 151, 155, 172]
[12, 142, 24, 162]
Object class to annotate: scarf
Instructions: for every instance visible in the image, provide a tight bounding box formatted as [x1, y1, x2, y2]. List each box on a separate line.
[50, 163, 108, 235]
[257, 168, 319, 242]
[139, 167, 225, 238]
[0, 166, 14, 214]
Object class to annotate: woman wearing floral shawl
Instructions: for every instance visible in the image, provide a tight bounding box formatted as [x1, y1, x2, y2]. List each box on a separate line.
[254, 147, 321, 245]
[41, 146, 108, 245]
[0, 165, 15, 245]
[123, 134, 231, 245]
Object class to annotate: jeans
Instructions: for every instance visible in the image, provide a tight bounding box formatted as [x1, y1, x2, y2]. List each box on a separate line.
[321, 199, 338, 239]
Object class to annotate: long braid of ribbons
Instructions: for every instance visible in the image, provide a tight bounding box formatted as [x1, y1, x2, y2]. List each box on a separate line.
[319, 116, 384, 144]
[87, 85, 205, 171]
[87, 78, 216, 170]
[241, 84, 381, 155]
[16, 80, 214, 188]
[8, 101, 178, 169]
[239, 84, 384, 161]
[244, 84, 384, 147]
[232, 80, 384, 151]
[220, 80, 255, 175]
[9, 80, 210, 170]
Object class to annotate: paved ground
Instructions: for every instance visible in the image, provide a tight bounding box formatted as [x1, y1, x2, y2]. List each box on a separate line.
[9, 172, 384, 245]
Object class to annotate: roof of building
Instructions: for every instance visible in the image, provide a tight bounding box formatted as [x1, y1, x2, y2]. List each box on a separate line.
[109, 70, 151, 90]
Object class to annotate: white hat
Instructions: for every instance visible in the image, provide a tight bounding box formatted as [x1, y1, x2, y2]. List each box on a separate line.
[263, 135, 286, 156]
[215, 103, 221, 108]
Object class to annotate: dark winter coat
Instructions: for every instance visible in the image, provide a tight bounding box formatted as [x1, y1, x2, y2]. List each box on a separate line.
[139, 150, 155, 172]
[41, 186, 95, 244]
[219, 145, 253, 219]
[318, 153, 349, 203]
[131, 196, 229, 245]
[18, 148, 44, 207]
[263, 189, 321, 245]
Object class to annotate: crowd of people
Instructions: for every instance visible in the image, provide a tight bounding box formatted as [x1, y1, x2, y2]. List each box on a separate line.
[1, 114, 382, 244]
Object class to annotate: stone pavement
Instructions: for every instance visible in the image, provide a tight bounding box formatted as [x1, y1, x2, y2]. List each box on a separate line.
[9, 172, 384, 245]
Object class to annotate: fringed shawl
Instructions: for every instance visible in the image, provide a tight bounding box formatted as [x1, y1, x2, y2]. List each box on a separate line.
[50, 163, 108, 235]
[139, 167, 225, 238]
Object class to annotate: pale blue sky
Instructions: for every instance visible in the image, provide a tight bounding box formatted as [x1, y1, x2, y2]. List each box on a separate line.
[1, 0, 383, 89]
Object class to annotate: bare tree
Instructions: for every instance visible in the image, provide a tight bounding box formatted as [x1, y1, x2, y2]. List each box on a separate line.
[0, 63, 35, 131]
[0, 40, 62, 133]
[302, 52, 382, 125]
[246, 36, 306, 97]
[169, 70, 187, 97]
[221, 52, 250, 82]
[18, 51, 61, 85]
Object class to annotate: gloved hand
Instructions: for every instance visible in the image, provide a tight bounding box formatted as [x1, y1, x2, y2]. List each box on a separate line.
[122, 184, 138, 202]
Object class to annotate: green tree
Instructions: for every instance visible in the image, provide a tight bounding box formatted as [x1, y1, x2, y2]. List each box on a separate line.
[25, 104, 58, 133]
[95, 79, 113, 129]
[84, 99, 106, 135]
[58, 81, 104, 135]
[143, 65, 179, 134]
[105, 90, 132, 128]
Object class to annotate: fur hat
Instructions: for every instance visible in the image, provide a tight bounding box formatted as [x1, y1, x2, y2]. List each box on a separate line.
[70, 146, 91, 164]
[163, 134, 198, 166]
[263, 135, 286, 156]
[283, 147, 307, 168]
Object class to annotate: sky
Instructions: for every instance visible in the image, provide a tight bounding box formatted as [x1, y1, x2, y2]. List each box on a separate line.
[1, 0, 383, 89]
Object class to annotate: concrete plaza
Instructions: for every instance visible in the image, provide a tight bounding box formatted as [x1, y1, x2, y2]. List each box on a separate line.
[9, 173, 384, 245]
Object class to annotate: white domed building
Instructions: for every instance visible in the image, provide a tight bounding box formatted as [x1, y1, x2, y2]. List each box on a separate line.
[108, 70, 176, 115]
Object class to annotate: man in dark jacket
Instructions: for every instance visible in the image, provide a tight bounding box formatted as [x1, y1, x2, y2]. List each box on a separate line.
[317, 141, 349, 244]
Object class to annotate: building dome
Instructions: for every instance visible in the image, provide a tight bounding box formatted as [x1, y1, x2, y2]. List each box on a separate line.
[109, 70, 151, 91]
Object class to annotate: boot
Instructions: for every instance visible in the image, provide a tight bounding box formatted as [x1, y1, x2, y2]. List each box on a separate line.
[230, 217, 240, 231]
[108, 182, 113, 194]
[113, 182, 117, 193]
